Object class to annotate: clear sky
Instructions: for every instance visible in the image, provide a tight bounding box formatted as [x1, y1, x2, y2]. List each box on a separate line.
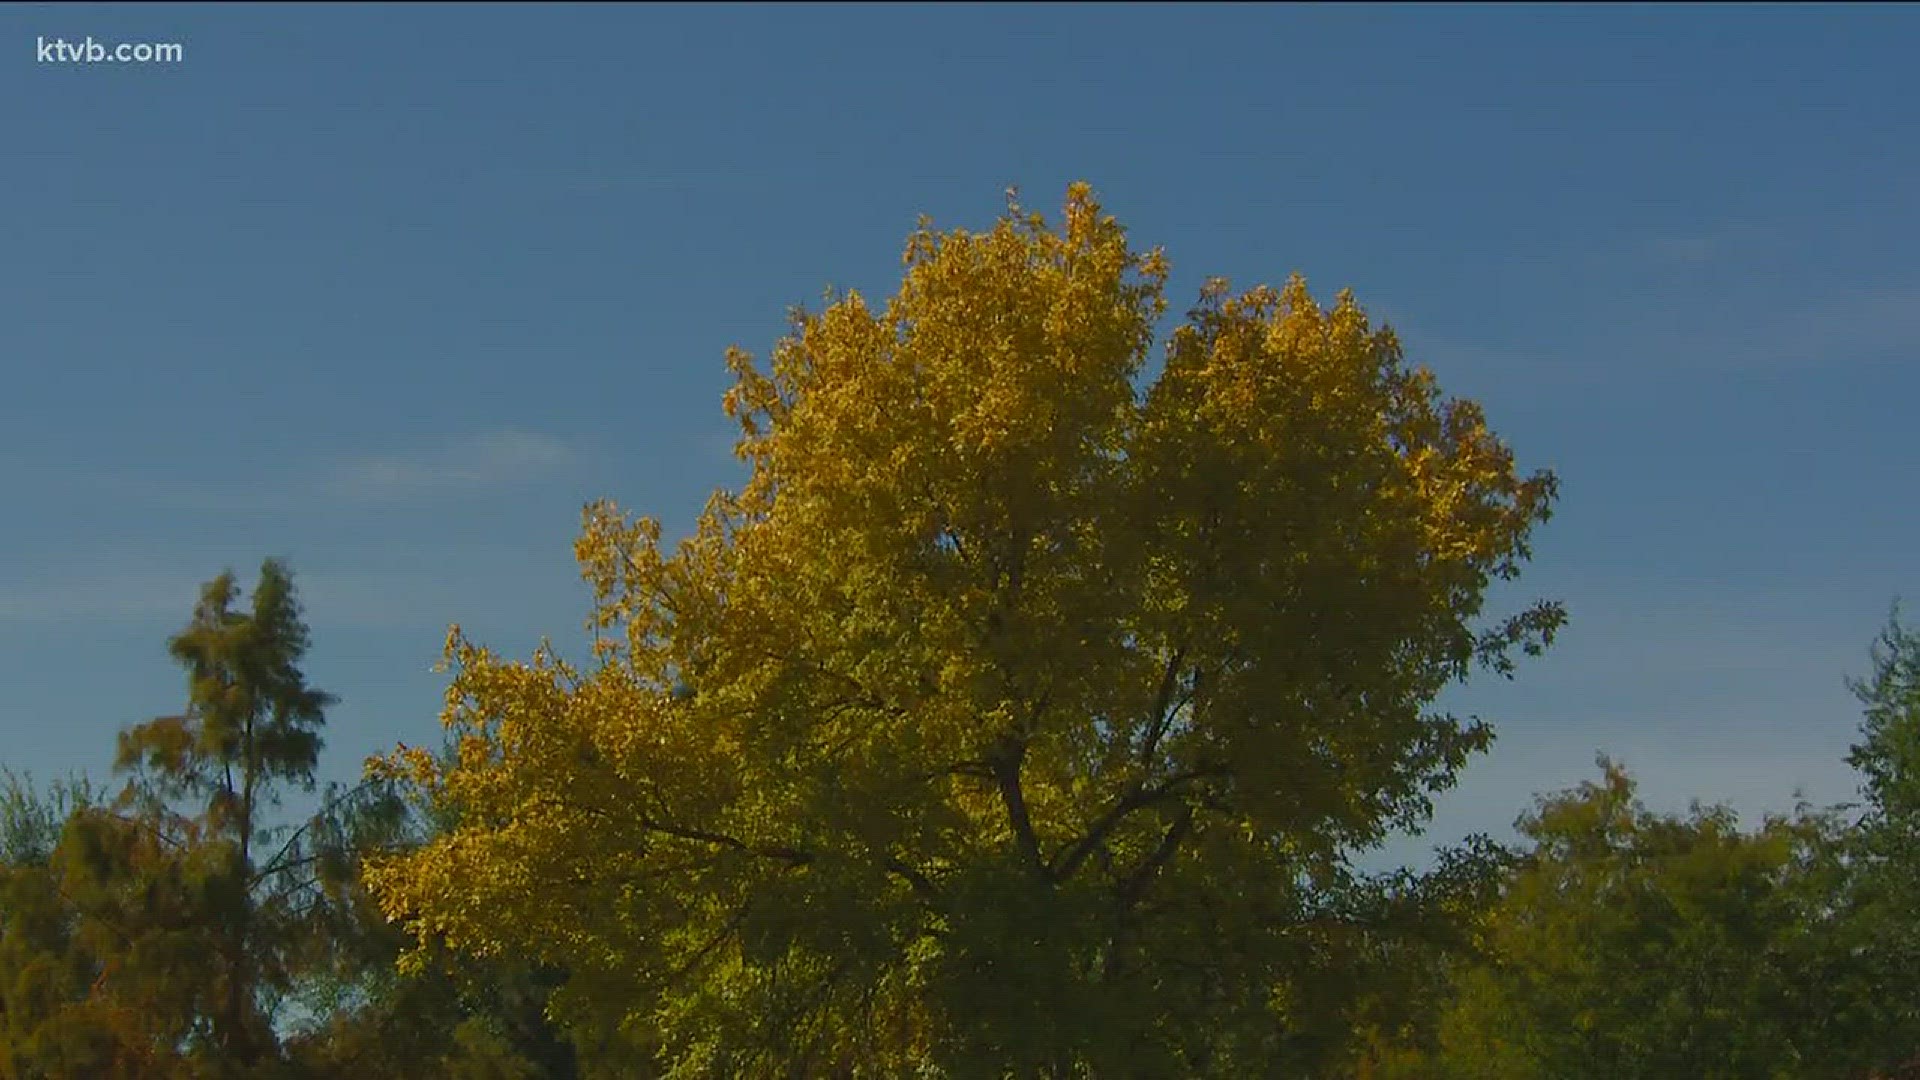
[3, 5, 1915, 869]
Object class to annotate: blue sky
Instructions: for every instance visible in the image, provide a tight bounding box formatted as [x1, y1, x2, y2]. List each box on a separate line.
[3, 5, 1915, 869]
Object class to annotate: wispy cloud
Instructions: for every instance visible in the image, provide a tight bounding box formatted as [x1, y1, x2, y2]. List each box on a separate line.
[0, 552, 587, 633]
[0, 569, 209, 624]
[1, 428, 590, 512]
[1790, 292, 1920, 359]
[319, 429, 580, 502]
[1624, 285, 1920, 374]
[293, 564, 588, 633]
[1367, 266, 1920, 399]
[1337, 566, 1895, 870]
[1645, 234, 1718, 265]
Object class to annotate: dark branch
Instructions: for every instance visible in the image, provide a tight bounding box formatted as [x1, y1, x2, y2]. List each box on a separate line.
[664, 902, 752, 990]
[249, 851, 327, 889]
[918, 760, 996, 783]
[633, 814, 813, 867]
[1115, 804, 1195, 904]
[253, 776, 394, 884]
[884, 855, 940, 900]
[1138, 647, 1188, 766]
[1051, 765, 1227, 882]
[990, 737, 1045, 873]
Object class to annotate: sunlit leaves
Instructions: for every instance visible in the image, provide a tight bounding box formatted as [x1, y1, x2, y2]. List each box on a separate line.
[370, 182, 1560, 1075]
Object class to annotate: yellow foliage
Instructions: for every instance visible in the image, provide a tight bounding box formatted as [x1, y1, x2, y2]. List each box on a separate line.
[365, 182, 1560, 1075]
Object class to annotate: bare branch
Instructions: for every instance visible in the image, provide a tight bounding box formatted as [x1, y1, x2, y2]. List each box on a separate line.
[253, 776, 396, 884]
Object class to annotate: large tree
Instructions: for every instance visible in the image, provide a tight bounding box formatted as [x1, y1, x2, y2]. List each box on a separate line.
[368, 183, 1563, 1076]
[1414, 761, 1863, 1080]
[1366, 615, 1920, 1080]
[1, 561, 341, 1077]
[113, 558, 335, 1071]
[1, 564, 586, 1079]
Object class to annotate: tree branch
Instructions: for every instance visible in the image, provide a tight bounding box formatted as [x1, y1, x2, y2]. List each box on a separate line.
[884, 855, 940, 900]
[1115, 803, 1195, 904]
[251, 851, 328, 890]
[917, 760, 995, 783]
[1050, 765, 1227, 882]
[91, 807, 191, 854]
[1137, 647, 1188, 766]
[252, 776, 395, 885]
[633, 814, 813, 867]
[940, 525, 971, 566]
[664, 901, 752, 990]
[990, 737, 1045, 873]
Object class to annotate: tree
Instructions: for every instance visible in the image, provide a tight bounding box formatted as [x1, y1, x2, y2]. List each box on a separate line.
[1, 560, 344, 1077]
[1, 565, 586, 1079]
[1421, 759, 1867, 1080]
[281, 741, 583, 1080]
[1346, 835, 1522, 1077]
[0, 770, 98, 869]
[1838, 607, 1920, 1070]
[110, 558, 336, 1072]
[0, 770, 111, 1078]
[366, 182, 1562, 1076]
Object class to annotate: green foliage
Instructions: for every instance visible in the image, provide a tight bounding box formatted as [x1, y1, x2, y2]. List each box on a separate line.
[1354, 611, 1920, 1080]
[1, 563, 582, 1078]
[0, 561, 340, 1074]
[1849, 606, 1920, 825]
[0, 771, 97, 869]
[1416, 759, 1874, 1079]
[12, 191, 1920, 1079]
[277, 739, 580, 1078]
[1836, 607, 1920, 1067]
[282, 940, 577, 1080]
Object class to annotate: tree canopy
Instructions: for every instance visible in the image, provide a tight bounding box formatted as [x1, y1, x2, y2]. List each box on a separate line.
[365, 183, 1563, 1077]
[0, 563, 576, 1079]
[12, 182, 1917, 1079]
[1411, 761, 1860, 1079]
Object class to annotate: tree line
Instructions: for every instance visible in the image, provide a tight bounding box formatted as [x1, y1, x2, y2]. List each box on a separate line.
[3, 184, 1915, 1077]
